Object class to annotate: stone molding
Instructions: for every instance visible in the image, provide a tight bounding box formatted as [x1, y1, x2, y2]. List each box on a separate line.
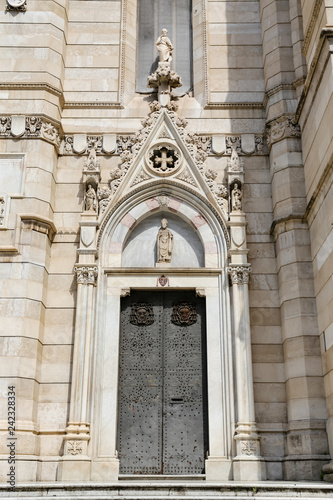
[302, 0, 323, 56]
[228, 265, 251, 285]
[19, 214, 57, 241]
[265, 116, 301, 150]
[0, 115, 61, 149]
[74, 266, 98, 286]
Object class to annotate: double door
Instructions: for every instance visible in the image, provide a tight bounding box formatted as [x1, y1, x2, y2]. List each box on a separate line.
[117, 290, 208, 474]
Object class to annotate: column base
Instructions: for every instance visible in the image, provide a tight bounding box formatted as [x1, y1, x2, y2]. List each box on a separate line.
[205, 457, 232, 480]
[57, 456, 91, 481]
[91, 458, 119, 481]
[233, 457, 266, 481]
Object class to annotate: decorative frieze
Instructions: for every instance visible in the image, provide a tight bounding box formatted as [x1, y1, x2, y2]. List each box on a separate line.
[228, 266, 251, 286]
[74, 266, 98, 286]
[266, 116, 301, 149]
[0, 115, 61, 148]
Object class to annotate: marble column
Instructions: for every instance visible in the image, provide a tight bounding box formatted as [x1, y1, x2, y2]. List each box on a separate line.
[228, 265, 266, 481]
[57, 265, 98, 481]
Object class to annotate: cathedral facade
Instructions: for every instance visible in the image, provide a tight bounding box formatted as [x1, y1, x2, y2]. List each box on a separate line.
[0, 0, 333, 488]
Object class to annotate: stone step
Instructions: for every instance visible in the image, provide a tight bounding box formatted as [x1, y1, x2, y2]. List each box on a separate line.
[1, 482, 333, 500]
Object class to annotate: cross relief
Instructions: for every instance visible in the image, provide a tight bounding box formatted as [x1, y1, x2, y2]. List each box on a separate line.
[150, 146, 178, 173]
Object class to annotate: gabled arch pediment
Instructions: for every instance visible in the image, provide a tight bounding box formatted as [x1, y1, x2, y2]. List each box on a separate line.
[98, 107, 229, 230]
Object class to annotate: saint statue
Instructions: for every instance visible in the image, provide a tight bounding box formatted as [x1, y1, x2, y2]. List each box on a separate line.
[156, 29, 174, 63]
[231, 183, 242, 212]
[85, 184, 97, 212]
[157, 218, 174, 263]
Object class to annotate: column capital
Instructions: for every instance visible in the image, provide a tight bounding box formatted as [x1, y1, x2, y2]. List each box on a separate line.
[227, 265, 251, 285]
[74, 265, 98, 286]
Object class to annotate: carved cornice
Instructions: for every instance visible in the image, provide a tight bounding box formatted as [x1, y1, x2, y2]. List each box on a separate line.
[20, 214, 57, 242]
[74, 265, 98, 286]
[302, 0, 323, 56]
[265, 116, 301, 150]
[228, 265, 251, 285]
[0, 82, 63, 99]
[0, 115, 61, 149]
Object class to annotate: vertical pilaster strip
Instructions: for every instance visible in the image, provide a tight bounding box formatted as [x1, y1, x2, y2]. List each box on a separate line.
[57, 265, 98, 481]
[228, 266, 266, 481]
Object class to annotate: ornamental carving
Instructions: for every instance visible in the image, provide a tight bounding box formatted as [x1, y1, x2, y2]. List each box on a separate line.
[130, 303, 154, 326]
[226, 136, 241, 154]
[171, 303, 197, 326]
[74, 266, 98, 286]
[67, 441, 83, 456]
[0, 116, 61, 148]
[228, 266, 251, 286]
[25, 116, 42, 136]
[147, 143, 181, 175]
[185, 133, 212, 170]
[241, 441, 257, 456]
[0, 197, 5, 226]
[6, 0, 27, 11]
[266, 116, 301, 149]
[0, 117, 11, 136]
[205, 169, 228, 215]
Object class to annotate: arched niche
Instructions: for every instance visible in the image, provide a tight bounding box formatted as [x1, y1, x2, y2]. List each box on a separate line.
[122, 212, 204, 268]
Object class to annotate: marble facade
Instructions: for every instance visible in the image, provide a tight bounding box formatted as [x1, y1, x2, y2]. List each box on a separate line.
[0, 0, 332, 487]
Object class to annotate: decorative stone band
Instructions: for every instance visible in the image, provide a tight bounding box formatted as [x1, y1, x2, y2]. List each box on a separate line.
[265, 116, 301, 150]
[74, 265, 98, 286]
[0, 115, 61, 149]
[228, 265, 251, 286]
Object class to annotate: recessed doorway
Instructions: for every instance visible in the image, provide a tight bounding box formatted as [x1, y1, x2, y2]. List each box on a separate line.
[117, 289, 208, 474]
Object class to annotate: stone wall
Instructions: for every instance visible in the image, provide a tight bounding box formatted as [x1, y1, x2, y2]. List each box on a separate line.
[0, 0, 332, 484]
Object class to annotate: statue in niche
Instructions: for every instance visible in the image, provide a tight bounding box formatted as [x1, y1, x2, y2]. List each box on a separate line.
[84, 184, 97, 212]
[231, 183, 242, 212]
[157, 218, 174, 263]
[156, 29, 174, 63]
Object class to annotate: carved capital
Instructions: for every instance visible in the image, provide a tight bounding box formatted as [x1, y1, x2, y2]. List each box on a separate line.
[266, 116, 301, 149]
[74, 266, 98, 286]
[228, 266, 251, 286]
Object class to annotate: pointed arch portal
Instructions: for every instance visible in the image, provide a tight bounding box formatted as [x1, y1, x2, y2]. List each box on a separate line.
[58, 109, 266, 482]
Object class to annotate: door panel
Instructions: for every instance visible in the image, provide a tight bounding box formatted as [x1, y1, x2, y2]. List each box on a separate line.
[117, 290, 207, 474]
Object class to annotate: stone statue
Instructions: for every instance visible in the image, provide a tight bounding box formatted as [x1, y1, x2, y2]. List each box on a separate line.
[231, 183, 242, 212]
[85, 184, 97, 212]
[156, 29, 174, 63]
[157, 218, 174, 263]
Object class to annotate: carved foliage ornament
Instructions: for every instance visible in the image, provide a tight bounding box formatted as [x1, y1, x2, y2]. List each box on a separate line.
[228, 266, 251, 286]
[241, 441, 257, 456]
[74, 266, 98, 286]
[67, 441, 83, 456]
[130, 303, 154, 326]
[266, 116, 301, 148]
[171, 303, 197, 326]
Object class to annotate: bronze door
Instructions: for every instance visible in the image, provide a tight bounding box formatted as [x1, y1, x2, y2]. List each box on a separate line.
[117, 290, 208, 474]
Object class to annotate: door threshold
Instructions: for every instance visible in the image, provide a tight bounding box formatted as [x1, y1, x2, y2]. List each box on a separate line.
[118, 474, 206, 481]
